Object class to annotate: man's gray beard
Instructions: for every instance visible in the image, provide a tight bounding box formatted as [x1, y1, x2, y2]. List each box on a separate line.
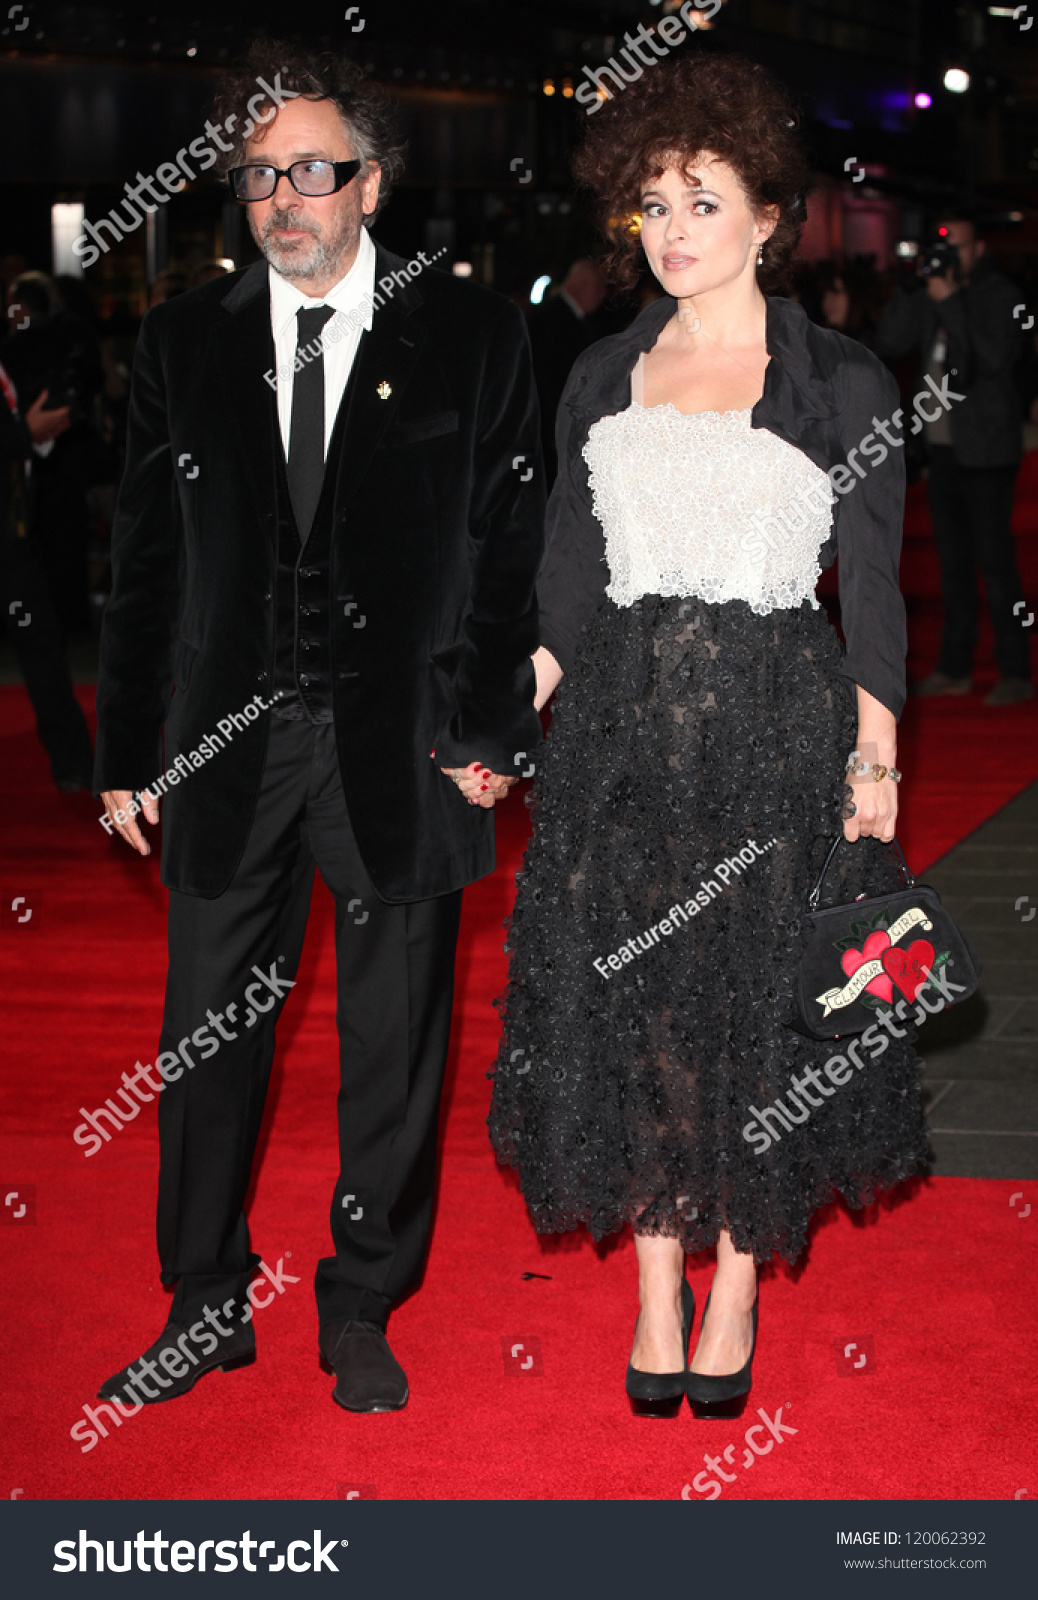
[255, 209, 358, 283]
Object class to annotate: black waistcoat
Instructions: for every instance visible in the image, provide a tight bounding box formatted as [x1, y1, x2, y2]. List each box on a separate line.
[270, 367, 356, 723]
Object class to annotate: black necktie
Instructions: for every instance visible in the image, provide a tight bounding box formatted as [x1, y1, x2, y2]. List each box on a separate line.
[287, 304, 335, 539]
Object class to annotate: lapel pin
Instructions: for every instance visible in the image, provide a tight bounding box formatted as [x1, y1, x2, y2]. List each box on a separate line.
[377, 381, 392, 399]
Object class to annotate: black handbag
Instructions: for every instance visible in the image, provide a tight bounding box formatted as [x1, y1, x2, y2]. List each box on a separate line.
[790, 835, 982, 1041]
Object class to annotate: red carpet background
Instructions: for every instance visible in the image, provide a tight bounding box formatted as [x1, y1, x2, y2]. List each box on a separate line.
[1, 461, 1036, 1500]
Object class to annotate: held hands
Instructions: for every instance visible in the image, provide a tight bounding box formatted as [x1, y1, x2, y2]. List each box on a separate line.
[432, 648, 556, 808]
[436, 758, 518, 809]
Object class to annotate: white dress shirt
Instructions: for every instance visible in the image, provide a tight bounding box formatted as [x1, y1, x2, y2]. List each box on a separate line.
[268, 225, 377, 459]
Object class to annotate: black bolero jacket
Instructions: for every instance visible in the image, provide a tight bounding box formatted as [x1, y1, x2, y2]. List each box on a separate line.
[538, 294, 908, 720]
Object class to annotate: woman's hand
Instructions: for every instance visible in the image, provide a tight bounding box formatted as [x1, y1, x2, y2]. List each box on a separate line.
[438, 760, 517, 808]
[843, 770, 898, 842]
[843, 687, 899, 843]
[532, 645, 564, 713]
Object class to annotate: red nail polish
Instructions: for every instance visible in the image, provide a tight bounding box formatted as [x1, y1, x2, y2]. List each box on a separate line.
[481, 783, 488, 791]
[471, 762, 481, 771]
[482, 770, 490, 778]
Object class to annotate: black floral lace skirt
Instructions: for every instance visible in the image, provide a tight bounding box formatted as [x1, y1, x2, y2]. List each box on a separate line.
[488, 596, 929, 1266]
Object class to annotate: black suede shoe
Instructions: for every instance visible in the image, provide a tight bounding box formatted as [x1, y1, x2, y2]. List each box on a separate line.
[686, 1291, 758, 1418]
[320, 1319, 409, 1413]
[625, 1278, 695, 1419]
[97, 1320, 255, 1405]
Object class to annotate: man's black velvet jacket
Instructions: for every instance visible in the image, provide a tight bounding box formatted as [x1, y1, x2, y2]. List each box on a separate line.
[538, 293, 908, 721]
[94, 244, 545, 901]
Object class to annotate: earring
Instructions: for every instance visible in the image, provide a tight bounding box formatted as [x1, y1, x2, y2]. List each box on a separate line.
[756, 244, 764, 267]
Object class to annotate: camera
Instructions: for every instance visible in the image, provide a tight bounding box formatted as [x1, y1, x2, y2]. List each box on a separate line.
[917, 240, 961, 280]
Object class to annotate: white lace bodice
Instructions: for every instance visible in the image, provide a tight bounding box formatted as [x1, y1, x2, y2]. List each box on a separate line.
[583, 389, 835, 616]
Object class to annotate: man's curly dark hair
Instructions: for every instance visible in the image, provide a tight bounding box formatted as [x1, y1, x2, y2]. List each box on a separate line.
[212, 37, 406, 224]
[572, 50, 807, 294]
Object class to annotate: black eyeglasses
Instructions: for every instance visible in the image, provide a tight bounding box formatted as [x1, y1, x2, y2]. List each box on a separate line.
[227, 158, 362, 203]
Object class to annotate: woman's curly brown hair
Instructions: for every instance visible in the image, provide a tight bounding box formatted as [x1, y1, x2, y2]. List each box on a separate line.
[572, 50, 807, 294]
[212, 37, 406, 223]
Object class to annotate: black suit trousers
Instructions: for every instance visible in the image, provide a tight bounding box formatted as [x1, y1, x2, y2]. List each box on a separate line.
[926, 446, 1029, 681]
[156, 715, 462, 1333]
[0, 533, 93, 782]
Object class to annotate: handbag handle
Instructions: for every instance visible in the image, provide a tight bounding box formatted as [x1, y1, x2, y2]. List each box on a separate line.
[807, 834, 913, 911]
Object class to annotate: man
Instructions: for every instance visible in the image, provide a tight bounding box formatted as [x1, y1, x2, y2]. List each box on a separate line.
[94, 43, 543, 1414]
[876, 216, 1032, 705]
[528, 258, 606, 482]
[0, 299, 94, 790]
[2, 270, 105, 639]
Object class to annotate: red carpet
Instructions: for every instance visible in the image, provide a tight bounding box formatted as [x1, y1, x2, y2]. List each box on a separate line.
[1, 467, 1036, 1501]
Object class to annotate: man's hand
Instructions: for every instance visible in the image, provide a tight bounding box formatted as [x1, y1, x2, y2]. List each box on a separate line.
[436, 759, 519, 809]
[101, 789, 160, 855]
[26, 390, 71, 443]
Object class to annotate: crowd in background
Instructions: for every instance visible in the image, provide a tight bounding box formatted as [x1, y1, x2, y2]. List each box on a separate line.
[2, 222, 1036, 788]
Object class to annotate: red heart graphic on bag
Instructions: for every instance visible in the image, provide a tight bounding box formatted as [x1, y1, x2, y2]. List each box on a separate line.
[840, 929, 893, 1003]
[881, 939, 935, 1003]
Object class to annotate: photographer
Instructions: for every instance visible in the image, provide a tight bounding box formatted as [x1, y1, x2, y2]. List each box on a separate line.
[1, 271, 105, 637]
[0, 343, 94, 790]
[876, 216, 1032, 705]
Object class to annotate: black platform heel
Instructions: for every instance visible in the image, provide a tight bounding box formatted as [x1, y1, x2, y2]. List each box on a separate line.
[625, 1277, 695, 1418]
[685, 1289, 758, 1418]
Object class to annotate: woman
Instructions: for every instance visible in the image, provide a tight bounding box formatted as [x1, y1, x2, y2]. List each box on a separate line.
[813, 260, 880, 348]
[488, 52, 927, 1417]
